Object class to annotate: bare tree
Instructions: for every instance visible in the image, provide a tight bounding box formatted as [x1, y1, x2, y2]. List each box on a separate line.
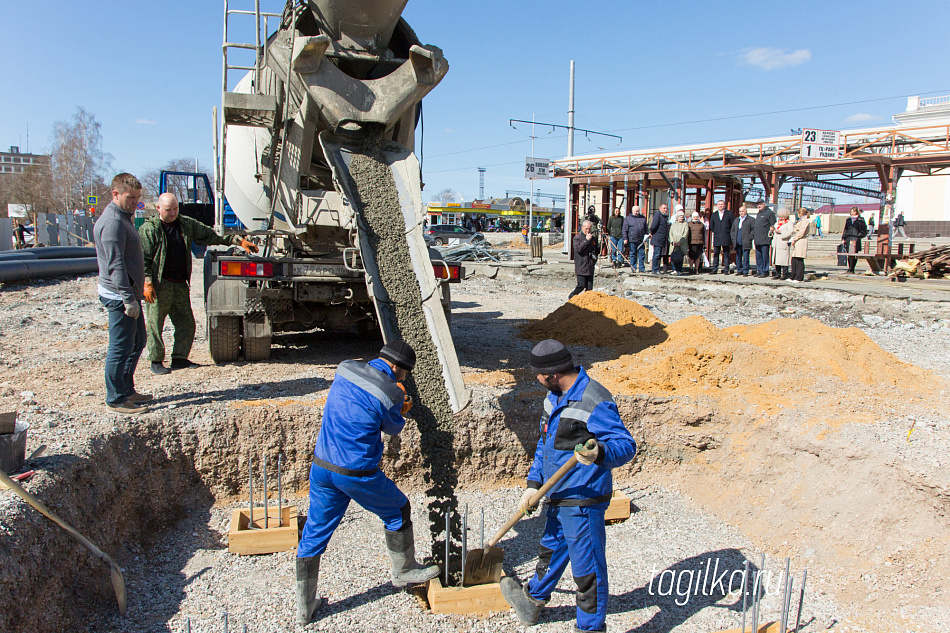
[141, 158, 213, 202]
[430, 187, 458, 204]
[49, 107, 113, 213]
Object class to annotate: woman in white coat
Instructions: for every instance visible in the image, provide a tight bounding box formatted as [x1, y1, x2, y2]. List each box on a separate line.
[771, 208, 794, 279]
[789, 208, 812, 282]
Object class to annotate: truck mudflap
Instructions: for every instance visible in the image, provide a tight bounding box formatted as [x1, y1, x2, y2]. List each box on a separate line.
[321, 133, 471, 414]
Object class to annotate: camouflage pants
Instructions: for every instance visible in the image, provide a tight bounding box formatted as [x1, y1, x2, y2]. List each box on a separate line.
[145, 280, 195, 363]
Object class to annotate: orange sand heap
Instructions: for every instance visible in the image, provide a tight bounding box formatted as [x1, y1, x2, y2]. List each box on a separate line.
[518, 291, 666, 352]
[519, 292, 937, 402]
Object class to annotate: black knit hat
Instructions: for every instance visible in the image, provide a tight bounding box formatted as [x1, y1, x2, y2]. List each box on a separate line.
[530, 339, 574, 374]
[380, 339, 416, 371]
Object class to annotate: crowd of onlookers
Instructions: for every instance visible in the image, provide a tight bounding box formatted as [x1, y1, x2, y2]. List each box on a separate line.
[572, 201, 880, 294]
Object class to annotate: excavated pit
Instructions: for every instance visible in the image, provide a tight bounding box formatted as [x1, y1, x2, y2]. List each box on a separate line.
[3, 279, 950, 632]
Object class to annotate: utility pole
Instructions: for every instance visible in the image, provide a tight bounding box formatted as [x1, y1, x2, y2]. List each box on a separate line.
[563, 60, 575, 254]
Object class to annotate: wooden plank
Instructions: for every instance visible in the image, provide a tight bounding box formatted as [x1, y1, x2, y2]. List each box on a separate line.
[426, 575, 509, 615]
[228, 507, 299, 555]
[605, 490, 632, 523]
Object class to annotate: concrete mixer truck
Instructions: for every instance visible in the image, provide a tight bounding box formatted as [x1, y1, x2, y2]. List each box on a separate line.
[206, 0, 469, 412]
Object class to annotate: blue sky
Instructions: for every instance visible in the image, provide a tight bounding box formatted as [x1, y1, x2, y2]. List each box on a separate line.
[3, 1, 949, 203]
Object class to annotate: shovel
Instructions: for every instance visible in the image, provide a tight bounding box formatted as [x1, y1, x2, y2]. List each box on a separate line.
[0, 468, 128, 616]
[463, 439, 595, 586]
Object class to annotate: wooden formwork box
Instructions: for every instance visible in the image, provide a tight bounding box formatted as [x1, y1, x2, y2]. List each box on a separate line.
[426, 574, 509, 615]
[228, 506, 299, 555]
[605, 489, 632, 523]
[714, 622, 780, 633]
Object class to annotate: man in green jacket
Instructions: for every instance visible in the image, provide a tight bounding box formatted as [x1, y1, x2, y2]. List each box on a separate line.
[139, 192, 257, 374]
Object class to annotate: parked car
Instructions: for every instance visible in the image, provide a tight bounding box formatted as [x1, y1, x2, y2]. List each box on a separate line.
[425, 224, 483, 246]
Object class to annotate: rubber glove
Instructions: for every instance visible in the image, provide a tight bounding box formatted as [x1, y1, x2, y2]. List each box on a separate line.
[233, 235, 259, 253]
[143, 280, 156, 304]
[123, 300, 141, 320]
[519, 488, 538, 516]
[396, 382, 413, 415]
[574, 440, 601, 466]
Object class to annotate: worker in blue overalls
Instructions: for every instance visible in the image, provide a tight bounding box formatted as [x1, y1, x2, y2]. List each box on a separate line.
[296, 340, 440, 625]
[501, 339, 637, 632]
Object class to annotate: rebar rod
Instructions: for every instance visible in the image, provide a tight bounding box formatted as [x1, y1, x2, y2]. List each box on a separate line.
[480, 508, 485, 549]
[262, 453, 268, 529]
[248, 455, 254, 528]
[783, 576, 795, 633]
[780, 558, 790, 633]
[741, 559, 749, 633]
[223, 612, 228, 633]
[444, 509, 451, 586]
[794, 569, 807, 633]
[277, 453, 283, 527]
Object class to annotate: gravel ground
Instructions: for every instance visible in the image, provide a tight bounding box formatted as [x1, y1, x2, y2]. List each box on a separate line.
[2, 260, 949, 633]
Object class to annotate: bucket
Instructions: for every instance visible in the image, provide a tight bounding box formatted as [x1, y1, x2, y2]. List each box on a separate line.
[0, 419, 29, 473]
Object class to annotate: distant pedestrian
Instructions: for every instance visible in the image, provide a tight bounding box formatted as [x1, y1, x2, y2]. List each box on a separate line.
[814, 214, 823, 237]
[13, 222, 26, 249]
[709, 200, 734, 274]
[687, 212, 706, 273]
[893, 210, 907, 239]
[752, 201, 777, 278]
[622, 205, 647, 272]
[868, 214, 876, 235]
[569, 220, 598, 299]
[521, 225, 529, 244]
[668, 210, 689, 275]
[771, 209, 794, 280]
[789, 208, 811, 282]
[649, 203, 670, 274]
[94, 173, 149, 415]
[841, 206, 868, 274]
[730, 205, 754, 276]
[606, 208, 625, 268]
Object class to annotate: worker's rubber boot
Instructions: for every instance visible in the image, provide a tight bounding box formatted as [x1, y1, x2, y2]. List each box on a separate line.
[500, 577, 547, 625]
[296, 555, 325, 626]
[384, 525, 440, 587]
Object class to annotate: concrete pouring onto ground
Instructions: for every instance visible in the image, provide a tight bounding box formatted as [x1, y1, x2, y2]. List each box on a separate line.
[0, 259, 949, 632]
[344, 127, 461, 575]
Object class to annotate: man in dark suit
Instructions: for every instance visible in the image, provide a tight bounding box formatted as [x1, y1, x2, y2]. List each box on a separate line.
[709, 200, 734, 274]
[730, 205, 754, 276]
[752, 201, 777, 278]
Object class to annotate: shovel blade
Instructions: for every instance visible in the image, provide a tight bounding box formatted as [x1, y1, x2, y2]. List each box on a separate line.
[463, 545, 504, 586]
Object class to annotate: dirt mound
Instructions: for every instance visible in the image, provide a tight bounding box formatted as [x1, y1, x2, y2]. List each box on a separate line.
[518, 291, 667, 352]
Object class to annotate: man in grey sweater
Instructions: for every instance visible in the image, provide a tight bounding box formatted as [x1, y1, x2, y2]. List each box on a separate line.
[94, 173, 150, 414]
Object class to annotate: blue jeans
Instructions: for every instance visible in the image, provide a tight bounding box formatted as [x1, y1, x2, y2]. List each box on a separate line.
[735, 245, 751, 274]
[298, 463, 410, 557]
[650, 243, 665, 273]
[100, 297, 146, 406]
[629, 242, 645, 271]
[609, 236, 623, 264]
[527, 503, 609, 632]
[755, 244, 771, 275]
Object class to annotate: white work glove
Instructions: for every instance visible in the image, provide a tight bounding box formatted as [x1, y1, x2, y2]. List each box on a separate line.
[123, 300, 141, 320]
[519, 488, 538, 516]
[574, 440, 601, 466]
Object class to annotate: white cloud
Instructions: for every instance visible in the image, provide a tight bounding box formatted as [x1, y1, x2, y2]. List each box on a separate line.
[740, 47, 811, 70]
[135, 119, 157, 125]
[444, 128, 455, 133]
[844, 113, 878, 123]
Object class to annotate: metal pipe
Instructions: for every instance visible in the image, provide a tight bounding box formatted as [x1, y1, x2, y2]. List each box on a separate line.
[248, 454, 254, 528]
[783, 576, 795, 633]
[223, 612, 228, 633]
[461, 505, 467, 586]
[480, 508, 484, 549]
[0, 257, 98, 283]
[741, 559, 749, 633]
[262, 453, 268, 529]
[186, 617, 191, 633]
[754, 553, 765, 633]
[0, 246, 95, 260]
[794, 569, 807, 633]
[277, 453, 283, 527]
[444, 509, 451, 587]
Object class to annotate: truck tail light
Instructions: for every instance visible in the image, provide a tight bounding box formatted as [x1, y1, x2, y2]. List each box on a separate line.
[220, 261, 274, 277]
[432, 263, 461, 281]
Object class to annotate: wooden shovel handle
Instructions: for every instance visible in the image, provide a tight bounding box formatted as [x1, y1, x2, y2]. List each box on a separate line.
[487, 439, 595, 548]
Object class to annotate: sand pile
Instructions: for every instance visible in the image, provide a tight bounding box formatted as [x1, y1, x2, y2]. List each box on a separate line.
[520, 293, 936, 407]
[518, 291, 666, 352]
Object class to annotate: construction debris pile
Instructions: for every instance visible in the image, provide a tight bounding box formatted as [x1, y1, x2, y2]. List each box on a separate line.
[436, 238, 511, 263]
[889, 245, 950, 279]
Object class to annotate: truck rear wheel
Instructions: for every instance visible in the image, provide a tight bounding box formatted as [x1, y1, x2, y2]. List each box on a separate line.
[209, 316, 241, 363]
[244, 335, 272, 361]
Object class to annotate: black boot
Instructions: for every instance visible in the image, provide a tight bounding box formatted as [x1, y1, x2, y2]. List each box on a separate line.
[385, 524, 440, 587]
[501, 577, 548, 625]
[296, 556, 324, 626]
